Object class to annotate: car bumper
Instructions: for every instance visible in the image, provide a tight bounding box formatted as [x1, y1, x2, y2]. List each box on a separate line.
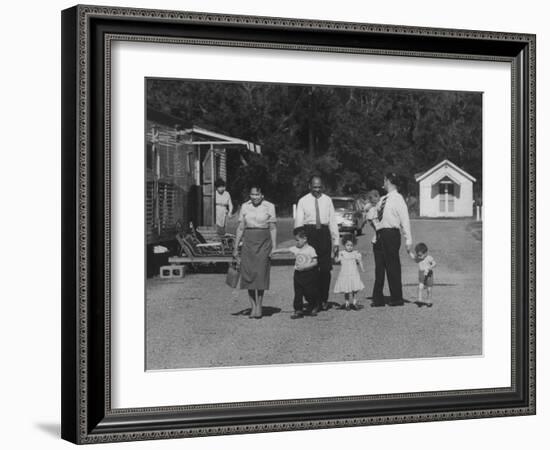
[338, 223, 356, 232]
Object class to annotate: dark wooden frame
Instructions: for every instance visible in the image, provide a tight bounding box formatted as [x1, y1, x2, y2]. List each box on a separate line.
[61, 4, 536, 444]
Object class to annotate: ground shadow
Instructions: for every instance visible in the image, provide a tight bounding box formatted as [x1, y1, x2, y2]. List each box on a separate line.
[231, 306, 282, 317]
[403, 283, 457, 287]
[35, 423, 60, 438]
[412, 300, 434, 308]
[365, 295, 412, 306]
[324, 301, 341, 310]
[334, 303, 366, 311]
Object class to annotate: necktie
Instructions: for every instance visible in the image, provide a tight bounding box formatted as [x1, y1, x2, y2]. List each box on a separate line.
[315, 197, 321, 229]
[378, 196, 387, 222]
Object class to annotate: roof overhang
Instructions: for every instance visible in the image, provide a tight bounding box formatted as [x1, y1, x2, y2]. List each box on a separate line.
[177, 126, 262, 154]
[415, 159, 476, 183]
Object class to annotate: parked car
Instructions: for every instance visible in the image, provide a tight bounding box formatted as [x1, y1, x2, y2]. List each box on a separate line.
[331, 196, 367, 236]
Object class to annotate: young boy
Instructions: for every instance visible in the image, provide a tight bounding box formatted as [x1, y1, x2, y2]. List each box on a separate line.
[272, 227, 320, 319]
[409, 242, 437, 307]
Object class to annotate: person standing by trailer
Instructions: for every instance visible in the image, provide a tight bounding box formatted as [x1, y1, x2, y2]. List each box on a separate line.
[214, 178, 234, 236]
[371, 172, 413, 307]
[295, 175, 340, 311]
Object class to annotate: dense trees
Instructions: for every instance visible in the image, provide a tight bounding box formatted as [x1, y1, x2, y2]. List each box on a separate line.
[147, 79, 482, 211]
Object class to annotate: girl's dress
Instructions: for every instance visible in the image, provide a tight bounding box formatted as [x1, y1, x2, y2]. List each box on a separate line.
[333, 250, 365, 293]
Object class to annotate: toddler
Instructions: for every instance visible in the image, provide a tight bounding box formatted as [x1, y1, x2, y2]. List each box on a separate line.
[334, 238, 365, 310]
[409, 242, 436, 306]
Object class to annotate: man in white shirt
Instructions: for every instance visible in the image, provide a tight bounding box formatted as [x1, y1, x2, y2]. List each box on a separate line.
[371, 173, 413, 307]
[295, 176, 339, 311]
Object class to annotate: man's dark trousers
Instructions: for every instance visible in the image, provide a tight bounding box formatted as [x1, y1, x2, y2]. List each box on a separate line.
[304, 224, 332, 306]
[372, 228, 403, 304]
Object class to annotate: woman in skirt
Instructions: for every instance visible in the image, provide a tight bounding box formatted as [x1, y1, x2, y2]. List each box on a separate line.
[233, 186, 277, 319]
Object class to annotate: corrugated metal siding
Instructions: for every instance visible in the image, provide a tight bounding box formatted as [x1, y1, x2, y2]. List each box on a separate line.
[145, 119, 233, 242]
[146, 179, 154, 238]
[146, 121, 194, 243]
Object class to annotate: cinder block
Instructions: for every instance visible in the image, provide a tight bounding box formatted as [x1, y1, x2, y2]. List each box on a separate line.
[160, 265, 185, 279]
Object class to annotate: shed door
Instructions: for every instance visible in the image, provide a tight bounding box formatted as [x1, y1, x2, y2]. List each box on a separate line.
[439, 182, 455, 214]
[447, 184, 455, 212]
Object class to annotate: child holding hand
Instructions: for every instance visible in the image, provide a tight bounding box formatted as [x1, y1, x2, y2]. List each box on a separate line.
[409, 242, 436, 307]
[333, 237, 365, 310]
[272, 227, 320, 319]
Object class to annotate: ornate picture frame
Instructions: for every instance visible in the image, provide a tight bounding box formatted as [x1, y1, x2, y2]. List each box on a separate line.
[61, 5, 535, 444]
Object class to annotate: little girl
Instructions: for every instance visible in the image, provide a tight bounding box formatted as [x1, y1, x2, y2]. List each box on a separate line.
[334, 238, 365, 310]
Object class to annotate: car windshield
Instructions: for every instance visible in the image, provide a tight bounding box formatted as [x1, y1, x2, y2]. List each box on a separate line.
[332, 199, 355, 210]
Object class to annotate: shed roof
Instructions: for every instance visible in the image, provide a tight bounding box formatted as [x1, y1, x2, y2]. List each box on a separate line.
[415, 159, 476, 183]
[179, 127, 261, 154]
[147, 109, 261, 154]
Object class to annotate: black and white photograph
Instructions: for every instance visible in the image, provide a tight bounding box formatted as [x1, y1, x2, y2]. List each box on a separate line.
[2, 0, 544, 446]
[145, 78, 483, 370]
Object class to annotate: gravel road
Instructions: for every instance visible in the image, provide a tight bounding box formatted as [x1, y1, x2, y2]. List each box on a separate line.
[146, 219, 482, 370]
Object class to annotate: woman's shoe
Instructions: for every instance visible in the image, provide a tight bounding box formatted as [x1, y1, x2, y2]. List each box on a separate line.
[251, 305, 262, 319]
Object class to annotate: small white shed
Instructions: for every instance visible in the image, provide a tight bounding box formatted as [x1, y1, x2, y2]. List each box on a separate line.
[415, 159, 476, 218]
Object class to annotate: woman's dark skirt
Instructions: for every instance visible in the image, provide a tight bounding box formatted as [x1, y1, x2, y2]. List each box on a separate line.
[240, 228, 272, 290]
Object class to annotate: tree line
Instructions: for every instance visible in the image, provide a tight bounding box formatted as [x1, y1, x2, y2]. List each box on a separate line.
[147, 79, 482, 212]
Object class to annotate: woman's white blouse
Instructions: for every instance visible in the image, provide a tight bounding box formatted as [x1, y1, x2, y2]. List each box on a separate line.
[238, 200, 277, 228]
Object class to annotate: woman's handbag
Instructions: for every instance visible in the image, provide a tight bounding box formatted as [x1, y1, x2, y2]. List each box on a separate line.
[225, 259, 240, 288]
